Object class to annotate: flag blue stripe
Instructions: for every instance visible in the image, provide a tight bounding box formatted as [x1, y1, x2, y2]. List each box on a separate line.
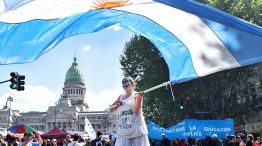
[154, 0, 262, 36]
[3, 0, 33, 11]
[0, 9, 198, 83]
[201, 18, 262, 66]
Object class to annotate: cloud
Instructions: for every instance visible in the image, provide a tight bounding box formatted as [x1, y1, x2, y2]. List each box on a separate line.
[82, 45, 91, 52]
[0, 85, 122, 112]
[0, 85, 60, 112]
[106, 25, 122, 31]
[86, 89, 122, 111]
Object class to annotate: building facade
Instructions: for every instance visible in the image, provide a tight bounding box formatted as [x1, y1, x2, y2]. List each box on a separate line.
[0, 56, 118, 134]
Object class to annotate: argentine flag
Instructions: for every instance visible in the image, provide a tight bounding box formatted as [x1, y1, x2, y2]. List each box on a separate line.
[0, 0, 261, 84]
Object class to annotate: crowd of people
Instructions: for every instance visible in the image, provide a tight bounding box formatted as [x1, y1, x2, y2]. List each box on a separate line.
[0, 130, 116, 146]
[1, 131, 261, 146]
[149, 133, 262, 146]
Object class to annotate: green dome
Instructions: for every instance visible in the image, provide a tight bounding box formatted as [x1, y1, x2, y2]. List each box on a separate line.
[65, 57, 84, 83]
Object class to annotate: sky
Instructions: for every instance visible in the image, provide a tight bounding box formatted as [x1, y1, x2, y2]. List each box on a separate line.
[0, 25, 134, 112]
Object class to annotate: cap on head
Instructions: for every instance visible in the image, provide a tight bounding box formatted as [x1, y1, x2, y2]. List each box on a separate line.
[236, 135, 241, 139]
[212, 134, 218, 138]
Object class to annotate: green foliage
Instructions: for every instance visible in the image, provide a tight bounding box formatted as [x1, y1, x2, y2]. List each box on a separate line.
[202, 0, 262, 26]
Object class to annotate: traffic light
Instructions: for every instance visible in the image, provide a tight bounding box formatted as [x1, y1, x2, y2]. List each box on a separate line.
[17, 75, 25, 91]
[9, 72, 18, 90]
[179, 98, 184, 110]
[9, 72, 25, 91]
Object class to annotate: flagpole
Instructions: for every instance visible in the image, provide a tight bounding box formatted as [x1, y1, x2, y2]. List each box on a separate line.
[105, 81, 171, 111]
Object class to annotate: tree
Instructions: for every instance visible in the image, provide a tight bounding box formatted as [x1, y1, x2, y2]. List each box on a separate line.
[206, 0, 262, 26]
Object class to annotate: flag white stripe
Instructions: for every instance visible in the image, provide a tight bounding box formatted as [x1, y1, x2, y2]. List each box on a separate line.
[0, 0, 153, 23]
[114, 2, 241, 76]
[0, 0, 5, 14]
[0, 0, 92, 22]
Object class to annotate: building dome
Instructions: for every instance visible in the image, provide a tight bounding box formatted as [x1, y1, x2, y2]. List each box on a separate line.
[65, 57, 84, 84]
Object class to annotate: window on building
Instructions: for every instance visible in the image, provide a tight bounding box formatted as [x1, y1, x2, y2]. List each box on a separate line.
[80, 125, 84, 131]
[68, 122, 72, 128]
[63, 122, 66, 129]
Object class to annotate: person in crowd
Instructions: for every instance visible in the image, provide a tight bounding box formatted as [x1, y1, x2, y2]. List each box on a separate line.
[160, 134, 170, 146]
[0, 134, 7, 146]
[196, 139, 202, 146]
[236, 135, 246, 146]
[42, 140, 48, 146]
[21, 132, 43, 146]
[63, 135, 72, 146]
[181, 139, 188, 146]
[109, 135, 115, 146]
[255, 137, 261, 146]
[149, 139, 156, 146]
[110, 76, 150, 146]
[83, 138, 91, 146]
[7, 135, 18, 146]
[170, 139, 176, 146]
[246, 134, 256, 146]
[155, 140, 162, 146]
[78, 137, 85, 145]
[51, 139, 57, 146]
[211, 134, 222, 146]
[203, 136, 212, 146]
[68, 133, 82, 146]
[188, 138, 195, 146]
[228, 135, 236, 146]
[46, 139, 52, 146]
[91, 131, 105, 146]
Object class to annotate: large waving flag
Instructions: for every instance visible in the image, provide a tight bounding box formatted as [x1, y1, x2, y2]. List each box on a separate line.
[0, 0, 261, 84]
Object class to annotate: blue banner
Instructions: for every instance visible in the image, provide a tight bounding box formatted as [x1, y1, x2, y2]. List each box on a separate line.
[147, 119, 234, 140]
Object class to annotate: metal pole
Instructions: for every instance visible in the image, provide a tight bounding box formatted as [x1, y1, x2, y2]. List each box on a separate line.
[7, 96, 13, 128]
[105, 81, 171, 111]
[7, 108, 10, 127]
[55, 105, 56, 128]
[0, 80, 10, 84]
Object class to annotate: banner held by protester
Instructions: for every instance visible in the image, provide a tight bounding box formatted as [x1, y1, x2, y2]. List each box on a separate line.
[147, 119, 234, 140]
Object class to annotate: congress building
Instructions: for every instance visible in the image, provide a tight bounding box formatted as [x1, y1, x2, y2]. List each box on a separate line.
[0, 56, 118, 134]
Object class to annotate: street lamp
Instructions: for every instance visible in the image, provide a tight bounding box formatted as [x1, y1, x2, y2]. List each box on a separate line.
[7, 96, 13, 127]
[54, 101, 58, 128]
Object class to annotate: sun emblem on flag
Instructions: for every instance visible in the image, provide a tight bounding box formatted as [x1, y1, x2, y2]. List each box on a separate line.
[91, 0, 132, 10]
